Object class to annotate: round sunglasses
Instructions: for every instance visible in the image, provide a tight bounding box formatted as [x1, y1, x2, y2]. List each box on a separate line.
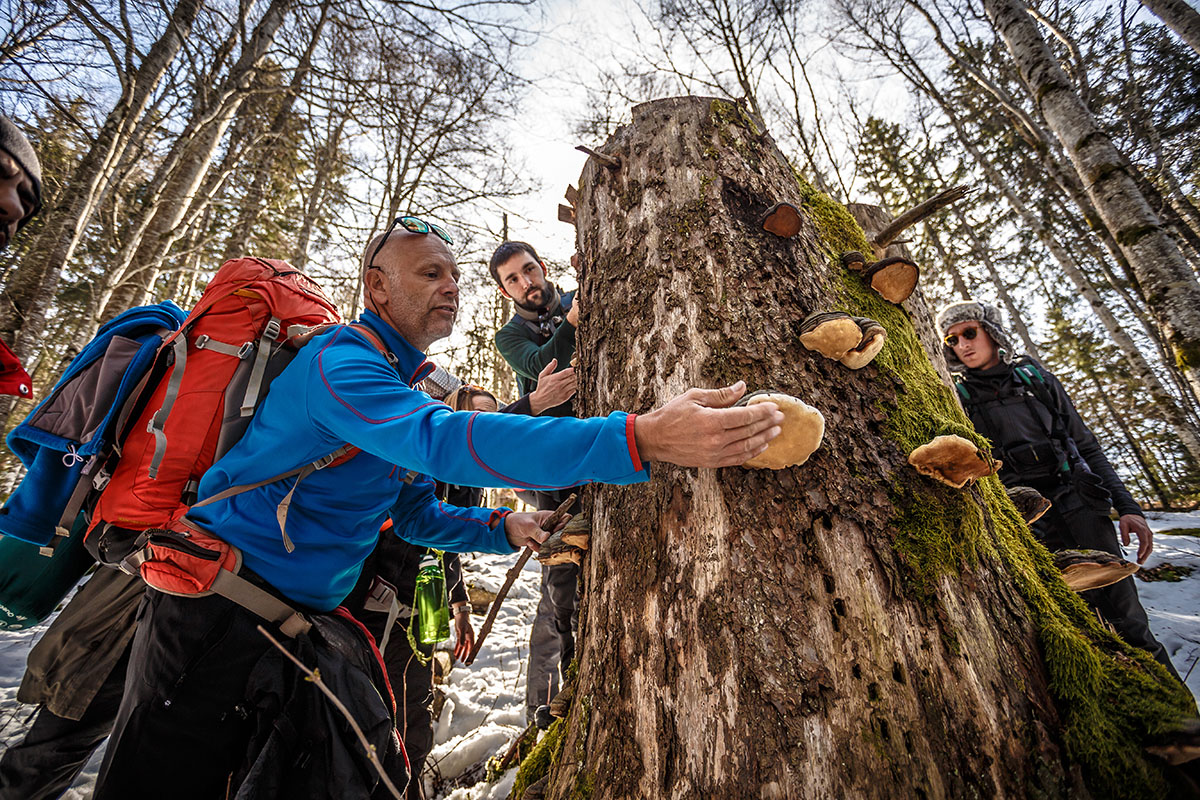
[943, 326, 980, 348]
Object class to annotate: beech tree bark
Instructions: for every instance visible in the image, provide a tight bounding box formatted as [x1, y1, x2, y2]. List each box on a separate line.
[983, 0, 1200, 404]
[524, 96, 1193, 800]
[1140, 0, 1200, 57]
[0, 0, 203, 375]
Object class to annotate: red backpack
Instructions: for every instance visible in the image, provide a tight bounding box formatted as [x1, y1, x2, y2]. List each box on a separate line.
[83, 257, 344, 564]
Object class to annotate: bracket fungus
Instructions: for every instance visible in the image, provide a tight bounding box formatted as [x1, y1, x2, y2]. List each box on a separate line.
[737, 392, 825, 470]
[863, 256, 919, 304]
[907, 434, 1000, 488]
[839, 317, 887, 370]
[1053, 550, 1141, 592]
[1006, 485, 1052, 524]
[760, 202, 803, 238]
[799, 312, 862, 359]
[840, 251, 866, 272]
[799, 312, 886, 369]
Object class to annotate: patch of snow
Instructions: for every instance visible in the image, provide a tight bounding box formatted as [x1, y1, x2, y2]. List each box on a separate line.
[1, 516, 1197, 798]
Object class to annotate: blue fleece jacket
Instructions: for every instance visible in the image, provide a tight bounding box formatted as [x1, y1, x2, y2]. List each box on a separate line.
[188, 310, 648, 610]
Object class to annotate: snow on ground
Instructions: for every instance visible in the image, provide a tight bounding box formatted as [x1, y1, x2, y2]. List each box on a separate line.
[1, 514, 1199, 798]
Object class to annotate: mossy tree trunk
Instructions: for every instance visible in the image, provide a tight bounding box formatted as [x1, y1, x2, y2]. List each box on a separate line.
[524, 96, 1193, 800]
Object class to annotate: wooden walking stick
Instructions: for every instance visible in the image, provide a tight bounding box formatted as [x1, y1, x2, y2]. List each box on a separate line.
[465, 494, 576, 666]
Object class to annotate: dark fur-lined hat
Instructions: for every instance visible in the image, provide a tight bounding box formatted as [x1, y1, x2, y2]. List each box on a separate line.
[0, 115, 42, 228]
[935, 300, 1017, 371]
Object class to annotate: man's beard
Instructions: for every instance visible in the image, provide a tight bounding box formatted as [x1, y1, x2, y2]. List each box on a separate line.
[513, 283, 550, 312]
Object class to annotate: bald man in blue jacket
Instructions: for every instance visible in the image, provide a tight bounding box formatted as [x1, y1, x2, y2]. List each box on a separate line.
[93, 218, 784, 799]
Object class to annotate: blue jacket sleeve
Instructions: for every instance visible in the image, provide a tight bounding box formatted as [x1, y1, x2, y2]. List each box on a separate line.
[309, 335, 647, 491]
[389, 475, 515, 555]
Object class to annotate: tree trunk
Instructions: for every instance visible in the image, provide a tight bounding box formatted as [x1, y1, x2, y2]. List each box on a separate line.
[0, 0, 203, 379]
[1140, 0, 1200, 56]
[527, 96, 1192, 800]
[94, 0, 295, 326]
[984, 0, 1200, 403]
[935, 94, 1200, 469]
[221, 0, 331, 261]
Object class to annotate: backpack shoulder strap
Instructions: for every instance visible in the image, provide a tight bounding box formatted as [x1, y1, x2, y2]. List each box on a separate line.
[190, 322, 397, 553]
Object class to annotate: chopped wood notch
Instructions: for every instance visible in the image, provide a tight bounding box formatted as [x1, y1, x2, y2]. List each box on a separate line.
[564, 184, 579, 205]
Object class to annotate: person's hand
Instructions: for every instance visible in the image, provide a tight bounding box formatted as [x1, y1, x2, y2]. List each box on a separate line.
[503, 511, 562, 550]
[1119, 513, 1154, 564]
[566, 297, 581, 327]
[633, 381, 783, 468]
[453, 608, 475, 663]
[529, 359, 577, 415]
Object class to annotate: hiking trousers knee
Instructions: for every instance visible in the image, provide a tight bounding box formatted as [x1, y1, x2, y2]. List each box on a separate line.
[525, 562, 578, 719]
[0, 645, 130, 800]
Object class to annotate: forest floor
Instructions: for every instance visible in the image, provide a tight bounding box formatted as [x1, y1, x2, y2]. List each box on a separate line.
[1, 511, 1198, 799]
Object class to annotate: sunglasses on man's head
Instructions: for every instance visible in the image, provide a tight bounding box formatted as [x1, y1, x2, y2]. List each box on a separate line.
[943, 326, 980, 348]
[367, 215, 454, 269]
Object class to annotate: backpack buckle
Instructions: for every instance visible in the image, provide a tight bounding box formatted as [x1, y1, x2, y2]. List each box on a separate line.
[313, 452, 338, 470]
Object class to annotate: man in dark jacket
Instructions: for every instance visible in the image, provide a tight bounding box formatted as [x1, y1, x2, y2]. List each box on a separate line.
[489, 240, 582, 725]
[936, 300, 1177, 678]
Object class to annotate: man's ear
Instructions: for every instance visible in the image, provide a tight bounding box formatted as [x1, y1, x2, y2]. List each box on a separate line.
[497, 283, 512, 300]
[364, 269, 388, 311]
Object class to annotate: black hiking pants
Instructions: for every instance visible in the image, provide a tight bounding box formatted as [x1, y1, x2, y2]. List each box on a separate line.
[1034, 496, 1180, 679]
[92, 589, 271, 799]
[360, 610, 433, 800]
[0, 645, 129, 800]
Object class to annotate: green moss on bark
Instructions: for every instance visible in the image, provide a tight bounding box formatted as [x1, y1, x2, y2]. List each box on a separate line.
[792, 174, 1196, 799]
[511, 719, 566, 799]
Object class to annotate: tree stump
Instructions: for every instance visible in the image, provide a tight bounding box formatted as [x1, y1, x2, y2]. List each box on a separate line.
[529, 96, 1192, 800]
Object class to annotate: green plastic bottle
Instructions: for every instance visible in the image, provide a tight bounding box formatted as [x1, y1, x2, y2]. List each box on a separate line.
[415, 553, 450, 645]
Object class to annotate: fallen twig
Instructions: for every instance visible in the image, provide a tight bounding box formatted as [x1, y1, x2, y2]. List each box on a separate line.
[257, 624, 404, 800]
[467, 494, 576, 666]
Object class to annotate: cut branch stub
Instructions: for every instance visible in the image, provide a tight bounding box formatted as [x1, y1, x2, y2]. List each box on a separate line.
[872, 185, 972, 251]
[557, 204, 576, 225]
[575, 144, 620, 170]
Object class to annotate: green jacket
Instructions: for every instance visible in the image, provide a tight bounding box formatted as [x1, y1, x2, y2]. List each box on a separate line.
[494, 290, 576, 416]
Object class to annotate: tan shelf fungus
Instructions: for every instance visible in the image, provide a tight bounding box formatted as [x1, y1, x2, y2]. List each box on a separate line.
[1054, 550, 1141, 593]
[907, 434, 1000, 488]
[738, 392, 825, 470]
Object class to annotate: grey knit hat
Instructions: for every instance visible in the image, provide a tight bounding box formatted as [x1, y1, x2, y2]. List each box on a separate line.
[935, 300, 1017, 371]
[0, 115, 42, 229]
